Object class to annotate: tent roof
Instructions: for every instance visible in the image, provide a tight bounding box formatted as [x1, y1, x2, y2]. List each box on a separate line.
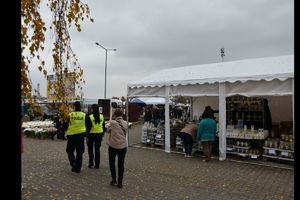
[128, 55, 294, 88]
[136, 97, 172, 105]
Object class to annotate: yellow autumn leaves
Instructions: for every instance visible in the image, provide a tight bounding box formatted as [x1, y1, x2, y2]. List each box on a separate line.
[21, 0, 93, 121]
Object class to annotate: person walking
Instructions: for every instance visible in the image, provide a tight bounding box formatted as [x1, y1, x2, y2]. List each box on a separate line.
[262, 98, 273, 136]
[144, 106, 152, 122]
[152, 106, 160, 127]
[179, 121, 198, 157]
[196, 106, 216, 162]
[65, 101, 89, 173]
[86, 104, 105, 169]
[107, 108, 128, 188]
[51, 114, 67, 140]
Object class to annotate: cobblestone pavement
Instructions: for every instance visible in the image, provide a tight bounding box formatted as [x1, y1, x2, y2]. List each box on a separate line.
[22, 124, 294, 200]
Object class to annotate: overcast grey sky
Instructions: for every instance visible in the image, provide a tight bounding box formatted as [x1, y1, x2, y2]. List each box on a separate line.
[30, 0, 293, 99]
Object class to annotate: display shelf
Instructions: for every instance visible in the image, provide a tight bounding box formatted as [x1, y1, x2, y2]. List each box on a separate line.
[263, 147, 294, 152]
[277, 149, 294, 153]
[233, 145, 251, 149]
[262, 154, 278, 159]
[226, 151, 237, 155]
[226, 147, 235, 151]
[226, 95, 264, 130]
[278, 157, 294, 161]
[228, 110, 263, 112]
[236, 153, 247, 157]
[263, 147, 280, 151]
[226, 136, 266, 140]
[227, 151, 260, 159]
[262, 154, 294, 162]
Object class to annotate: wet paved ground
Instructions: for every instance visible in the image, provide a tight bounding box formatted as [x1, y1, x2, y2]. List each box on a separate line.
[22, 123, 294, 200]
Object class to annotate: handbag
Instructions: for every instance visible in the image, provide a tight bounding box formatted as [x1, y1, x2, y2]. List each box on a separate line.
[117, 120, 126, 136]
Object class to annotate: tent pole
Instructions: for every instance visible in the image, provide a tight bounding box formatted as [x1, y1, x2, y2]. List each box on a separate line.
[292, 79, 294, 139]
[164, 86, 171, 153]
[126, 90, 130, 146]
[219, 83, 226, 161]
[190, 97, 193, 121]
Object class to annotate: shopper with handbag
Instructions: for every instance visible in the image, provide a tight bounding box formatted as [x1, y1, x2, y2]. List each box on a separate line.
[106, 108, 128, 188]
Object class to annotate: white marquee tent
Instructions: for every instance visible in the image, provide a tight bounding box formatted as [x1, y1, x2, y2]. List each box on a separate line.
[138, 97, 173, 105]
[127, 55, 294, 160]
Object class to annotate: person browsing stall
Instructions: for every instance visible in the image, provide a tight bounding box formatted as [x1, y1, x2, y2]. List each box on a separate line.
[196, 106, 217, 162]
[179, 121, 198, 157]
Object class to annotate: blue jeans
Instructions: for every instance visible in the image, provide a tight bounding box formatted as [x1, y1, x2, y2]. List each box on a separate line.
[180, 132, 193, 156]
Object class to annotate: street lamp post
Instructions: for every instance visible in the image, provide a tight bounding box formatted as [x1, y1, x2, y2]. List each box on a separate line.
[95, 42, 117, 99]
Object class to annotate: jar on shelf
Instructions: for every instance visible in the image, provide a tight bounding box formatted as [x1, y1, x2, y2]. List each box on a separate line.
[290, 142, 294, 151]
[290, 153, 294, 159]
[279, 141, 283, 149]
[284, 142, 290, 150]
[271, 141, 275, 148]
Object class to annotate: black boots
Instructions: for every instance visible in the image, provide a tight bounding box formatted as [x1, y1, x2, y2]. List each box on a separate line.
[88, 164, 100, 169]
[72, 163, 81, 173]
[117, 182, 122, 188]
[110, 180, 117, 186]
[110, 179, 122, 188]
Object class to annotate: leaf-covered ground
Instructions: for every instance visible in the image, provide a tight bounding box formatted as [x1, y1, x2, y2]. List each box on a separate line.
[21, 124, 294, 200]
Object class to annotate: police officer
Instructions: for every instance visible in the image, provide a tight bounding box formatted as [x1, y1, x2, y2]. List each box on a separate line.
[86, 104, 105, 169]
[65, 101, 89, 173]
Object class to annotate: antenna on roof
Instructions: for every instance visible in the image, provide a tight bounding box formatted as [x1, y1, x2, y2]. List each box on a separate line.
[220, 47, 225, 62]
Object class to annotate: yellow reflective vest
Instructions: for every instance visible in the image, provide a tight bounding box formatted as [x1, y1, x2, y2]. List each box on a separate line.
[89, 114, 104, 134]
[66, 111, 86, 135]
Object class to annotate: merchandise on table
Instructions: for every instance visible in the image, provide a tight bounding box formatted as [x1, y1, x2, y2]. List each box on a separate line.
[22, 120, 57, 139]
[262, 135, 294, 160]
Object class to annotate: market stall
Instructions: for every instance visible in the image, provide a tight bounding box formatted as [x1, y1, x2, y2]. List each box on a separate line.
[127, 55, 294, 161]
[22, 120, 57, 139]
